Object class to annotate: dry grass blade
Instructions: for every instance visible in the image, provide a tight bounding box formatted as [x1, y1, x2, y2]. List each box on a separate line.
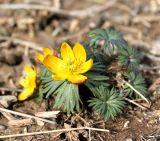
[0, 127, 86, 139]
[124, 81, 149, 103]
[85, 127, 109, 132]
[0, 108, 56, 125]
[0, 127, 109, 139]
[124, 97, 147, 110]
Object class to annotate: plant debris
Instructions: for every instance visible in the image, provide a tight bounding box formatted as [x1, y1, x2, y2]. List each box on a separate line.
[0, 0, 160, 140]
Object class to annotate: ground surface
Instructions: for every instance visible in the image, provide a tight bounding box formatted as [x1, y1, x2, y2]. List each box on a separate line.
[0, 0, 160, 141]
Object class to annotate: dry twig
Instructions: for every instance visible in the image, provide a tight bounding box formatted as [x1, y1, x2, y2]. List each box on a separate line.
[57, 27, 89, 42]
[0, 127, 109, 139]
[0, 107, 56, 125]
[89, 128, 91, 141]
[75, 114, 90, 127]
[8, 118, 34, 127]
[124, 35, 150, 48]
[124, 98, 147, 110]
[0, 87, 22, 92]
[133, 15, 160, 23]
[35, 111, 60, 118]
[0, 1, 117, 18]
[0, 36, 43, 51]
[0, 127, 86, 139]
[124, 81, 149, 103]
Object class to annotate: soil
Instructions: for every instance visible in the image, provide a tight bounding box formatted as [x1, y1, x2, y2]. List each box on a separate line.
[0, 0, 160, 141]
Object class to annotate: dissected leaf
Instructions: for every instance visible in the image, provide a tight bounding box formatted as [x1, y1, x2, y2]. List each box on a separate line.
[88, 28, 126, 50]
[54, 81, 80, 114]
[123, 72, 147, 98]
[88, 86, 125, 120]
[118, 45, 140, 72]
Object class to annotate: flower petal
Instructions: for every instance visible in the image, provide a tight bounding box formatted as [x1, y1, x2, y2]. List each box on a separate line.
[68, 74, 87, 84]
[36, 53, 44, 63]
[52, 73, 68, 80]
[43, 55, 66, 74]
[73, 42, 86, 62]
[79, 59, 93, 73]
[18, 88, 34, 101]
[43, 48, 53, 57]
[61, 42, 75, 62]
[24, 66, 36, 77]
[19, 78, 28, 87]
[24, 66, 33, 74]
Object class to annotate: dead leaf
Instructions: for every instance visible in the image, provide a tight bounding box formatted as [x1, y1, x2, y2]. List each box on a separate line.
[35, 111, 60, 118]
[0, 95, 17, 108]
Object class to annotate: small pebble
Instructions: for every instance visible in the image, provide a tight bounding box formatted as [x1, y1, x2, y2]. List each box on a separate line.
[36, 120, 44, 126]
[126, 138, 133, 141]
[123, 121, 130, 128]
[0, 124, 6, 130]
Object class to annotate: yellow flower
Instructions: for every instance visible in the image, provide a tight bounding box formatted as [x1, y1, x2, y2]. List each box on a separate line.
[18, 66, 37, 101]
[43, 42, 93, 84]
[36, 48, 56, 64]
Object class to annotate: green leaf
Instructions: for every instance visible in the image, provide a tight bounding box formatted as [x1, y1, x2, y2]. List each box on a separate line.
[118, 45, 140, 72]
[88, 86, 125, 120]
[40, 67, 52, 79]
[41, 69, 81, 114]
[85, 61, 109, 96]
[88, 28, 126, 50]
[123, 72, 147, 99]
[53, 81, 80, 114]
[87, 28, 127, 63]
[40, 69, 65, 98]
[34, 85, 44, 103]
[46, 80, 65, 98]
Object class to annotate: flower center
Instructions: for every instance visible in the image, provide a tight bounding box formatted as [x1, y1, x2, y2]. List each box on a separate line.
[67, 60, 82, 74]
